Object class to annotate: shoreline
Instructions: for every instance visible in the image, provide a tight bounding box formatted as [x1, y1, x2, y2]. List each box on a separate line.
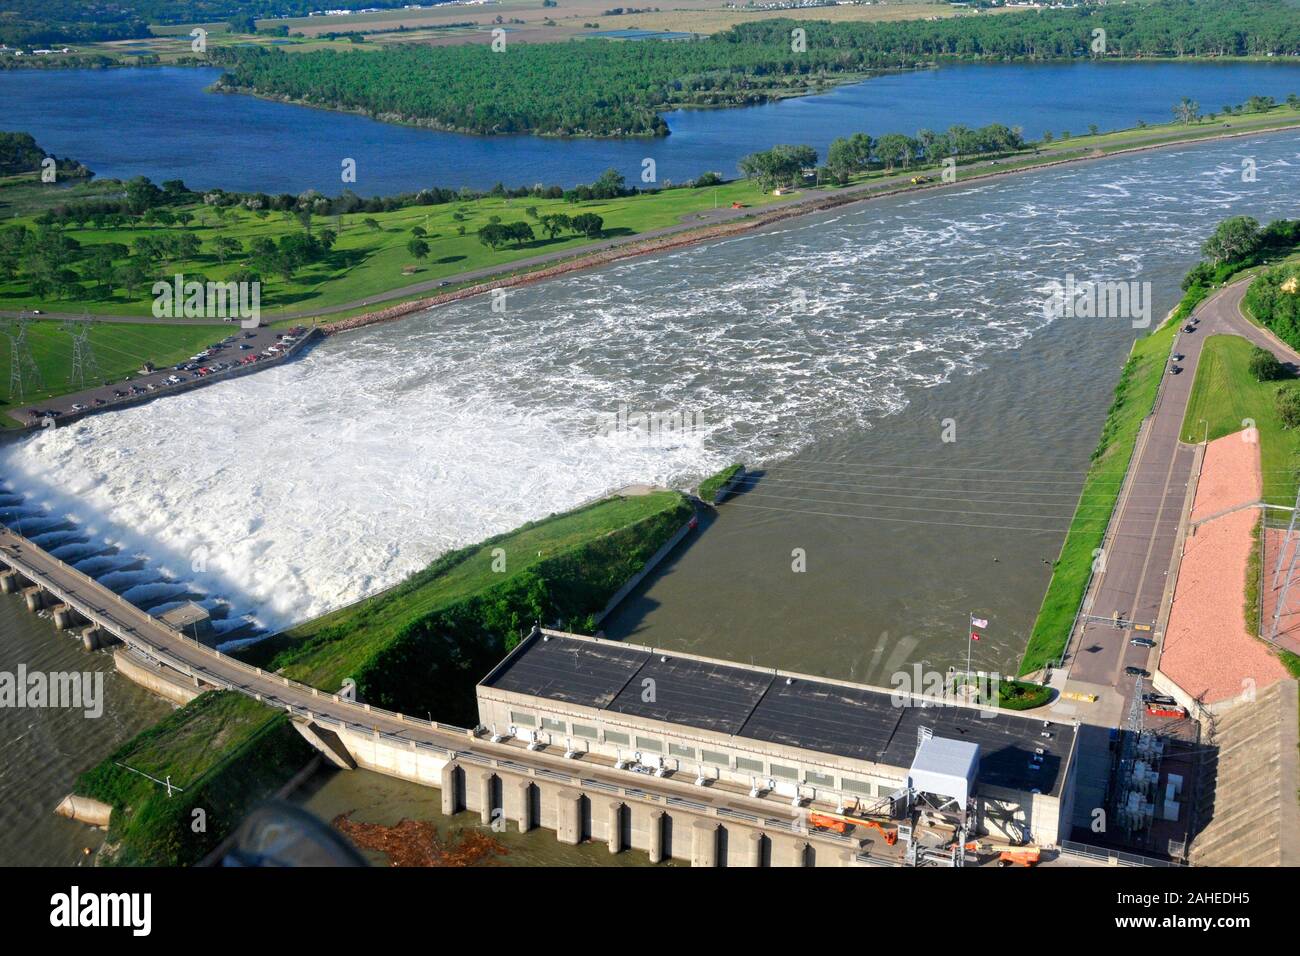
[317, 119, 1300, 337]
[6, 116, 1299, 428]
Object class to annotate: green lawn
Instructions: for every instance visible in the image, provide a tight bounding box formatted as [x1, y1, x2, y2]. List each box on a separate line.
[241, 491, 691, 693]
[698, 462, 742, 503]
[1019, 318, 1178, 676]
[1180, 334, 1300, 508]
[74, 691, 314, 866]
[0, 319, 222, 412]
[0, 176, 785, 321]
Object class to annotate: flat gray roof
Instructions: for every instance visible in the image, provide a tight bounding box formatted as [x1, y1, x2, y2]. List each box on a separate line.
[480, 632, 1075, 797]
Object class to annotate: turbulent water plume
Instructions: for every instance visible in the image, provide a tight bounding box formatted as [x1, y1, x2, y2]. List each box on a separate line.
[2, 133, 1298, 635]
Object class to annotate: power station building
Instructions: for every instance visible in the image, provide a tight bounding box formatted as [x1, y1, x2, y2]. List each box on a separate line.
[477, 629, 1080, 846]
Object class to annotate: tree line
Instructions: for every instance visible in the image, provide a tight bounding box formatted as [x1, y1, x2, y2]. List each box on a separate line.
[210, 1, 1300, 139]
[738, 122, 1026, 190]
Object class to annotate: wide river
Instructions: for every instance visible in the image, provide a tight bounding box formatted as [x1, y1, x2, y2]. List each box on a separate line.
[3, 129, 1300, 865]
[3, 61, 1300, 193]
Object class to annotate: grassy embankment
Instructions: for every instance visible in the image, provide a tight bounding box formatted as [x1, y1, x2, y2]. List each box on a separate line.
[1018, 320, 1178, 677]
[1180, 334, 1300, 507]
[698, 463, 742, 504]
[236, 491, 694, 724]
[73, 691, 314, 867]
[7, 100, 1300, 414]
[72, 490, 693, 864]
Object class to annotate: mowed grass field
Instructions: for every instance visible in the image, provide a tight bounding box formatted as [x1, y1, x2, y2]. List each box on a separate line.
[0, 320, 225, 415]
[1180, 333, 1300, 508]
[0, 176, 783, 322]
[243, 491, 688, 690]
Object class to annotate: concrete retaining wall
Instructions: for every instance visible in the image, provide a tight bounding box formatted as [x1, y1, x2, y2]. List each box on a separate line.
[113, 647, 211, 706]
[593, 514, 696, 627]
[313, 728, 863, 867]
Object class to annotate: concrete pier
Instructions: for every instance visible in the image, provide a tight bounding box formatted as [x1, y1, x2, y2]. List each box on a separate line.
[22, 586, 48, 612]
[51, 604, 84, 631]
[0, 570, 30, 594]
[54, 794, 113, 828]
[477, 770, 495, 827]
[607, 801, 623, 854]
[647, 810, 665, 863]
[510, 778, 533, 833]
[691, 820, 718, 868]
[440, 762, 461, 816]
[556, 789, 582, 845]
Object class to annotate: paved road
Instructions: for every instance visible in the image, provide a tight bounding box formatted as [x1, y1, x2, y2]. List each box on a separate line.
[0, 147, 1121, 327]
[0, 526, 879, 851]
[1067, 280, 1300, 693]
[4, 323, 315, 427]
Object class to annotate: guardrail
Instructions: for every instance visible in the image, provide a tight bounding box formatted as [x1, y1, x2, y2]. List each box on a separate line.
[1058, 840, 1182, 867]
[0, 529, 474, 749]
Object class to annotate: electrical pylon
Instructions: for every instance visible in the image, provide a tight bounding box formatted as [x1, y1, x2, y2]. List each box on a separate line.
[62, 316, 100, 389]
[5, 316, 44, 402]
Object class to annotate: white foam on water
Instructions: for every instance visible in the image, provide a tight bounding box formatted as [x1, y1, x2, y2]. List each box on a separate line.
[3, 132, 1299, 632]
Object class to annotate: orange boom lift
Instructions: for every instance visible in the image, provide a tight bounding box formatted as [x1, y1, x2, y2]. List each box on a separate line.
[964, 840, 1041, 866]
[808, 811, 898, 846]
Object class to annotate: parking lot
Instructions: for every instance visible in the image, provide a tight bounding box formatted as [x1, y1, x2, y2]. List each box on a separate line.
[9, 323, 316, 428]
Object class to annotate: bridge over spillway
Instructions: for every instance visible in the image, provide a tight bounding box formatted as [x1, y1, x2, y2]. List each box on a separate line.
[0, 526, 879, 867]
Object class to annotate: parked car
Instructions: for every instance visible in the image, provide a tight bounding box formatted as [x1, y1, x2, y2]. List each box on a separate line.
[1143, 693, 1178, 706]
[1130, 636, 1155, 648]
[1124, 665, 1149, 677]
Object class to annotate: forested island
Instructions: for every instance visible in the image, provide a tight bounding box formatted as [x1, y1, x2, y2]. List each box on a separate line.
[209, 1, 1300, 137]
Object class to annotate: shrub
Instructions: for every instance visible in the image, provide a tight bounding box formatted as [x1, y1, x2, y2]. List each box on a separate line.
[1249, 345, 1285, 382]
[1276, 383, 1300, 429]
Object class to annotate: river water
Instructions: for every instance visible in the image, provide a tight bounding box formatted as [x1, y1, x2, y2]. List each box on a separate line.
[4, 130, 1300, 865]
[0, 595, 171, 866]
[2, 61, 1299, 193]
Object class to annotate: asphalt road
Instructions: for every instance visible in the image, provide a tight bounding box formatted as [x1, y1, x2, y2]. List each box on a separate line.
[0, 526, 888, 854]
[4, 322, 314, 427]
[0, 145, 1125, 327]
[1067, 280, 1300, 691]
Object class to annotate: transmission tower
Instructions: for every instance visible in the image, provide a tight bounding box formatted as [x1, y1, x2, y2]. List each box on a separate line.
[1268, 484, 1300, 642]
[5, 317, 44, 403]
[62, 316, 100, 390]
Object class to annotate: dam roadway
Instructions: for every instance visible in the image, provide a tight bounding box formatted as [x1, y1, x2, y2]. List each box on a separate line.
[0, 525, 892, 866]
[1065, 278, 1300, 692]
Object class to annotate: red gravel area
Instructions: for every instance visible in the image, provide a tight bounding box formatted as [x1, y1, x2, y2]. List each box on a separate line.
[1160, 433, 1286, 704]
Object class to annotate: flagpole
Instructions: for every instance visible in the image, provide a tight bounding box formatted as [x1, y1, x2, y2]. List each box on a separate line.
[966, 611, 972, 690]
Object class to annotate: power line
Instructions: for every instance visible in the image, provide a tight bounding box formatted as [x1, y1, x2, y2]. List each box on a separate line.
[4, 317, 44, 403]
